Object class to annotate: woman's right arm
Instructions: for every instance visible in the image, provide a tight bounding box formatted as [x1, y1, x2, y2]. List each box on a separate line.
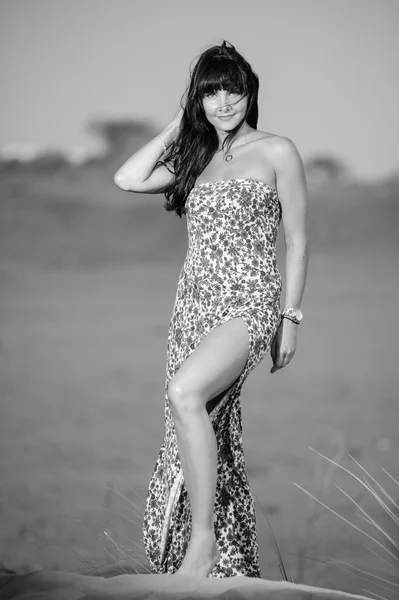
[113, 109, 182, 194]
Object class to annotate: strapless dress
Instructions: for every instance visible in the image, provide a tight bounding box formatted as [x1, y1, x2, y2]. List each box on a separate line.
[143, 178, 283, 577]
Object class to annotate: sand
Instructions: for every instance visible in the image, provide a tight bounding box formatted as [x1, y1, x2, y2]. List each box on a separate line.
[0, 570, 372, 600]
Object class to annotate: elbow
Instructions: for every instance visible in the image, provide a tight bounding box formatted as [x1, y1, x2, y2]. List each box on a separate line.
[113, 172, 131, 191]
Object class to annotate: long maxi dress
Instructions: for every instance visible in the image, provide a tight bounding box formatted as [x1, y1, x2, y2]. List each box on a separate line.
[142, 178, 283, 578]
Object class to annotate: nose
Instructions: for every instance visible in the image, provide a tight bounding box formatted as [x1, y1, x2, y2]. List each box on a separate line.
[217, 98, 234, 114]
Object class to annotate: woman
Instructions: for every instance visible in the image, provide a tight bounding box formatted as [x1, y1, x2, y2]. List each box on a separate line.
[114, 40, 309, 579]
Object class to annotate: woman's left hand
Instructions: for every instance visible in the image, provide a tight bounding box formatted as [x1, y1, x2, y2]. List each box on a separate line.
[270, 318, 298, 373]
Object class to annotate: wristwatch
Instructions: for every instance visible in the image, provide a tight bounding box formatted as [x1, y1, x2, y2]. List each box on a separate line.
[281, 307, 303, 325]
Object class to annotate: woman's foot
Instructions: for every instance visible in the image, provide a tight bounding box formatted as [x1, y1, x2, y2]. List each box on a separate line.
[174, 529, 220, 578]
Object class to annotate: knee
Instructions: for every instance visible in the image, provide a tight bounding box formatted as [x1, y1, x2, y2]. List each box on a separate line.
[168, 378, 202, 415]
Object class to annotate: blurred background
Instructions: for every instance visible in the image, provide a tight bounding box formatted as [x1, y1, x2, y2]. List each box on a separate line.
[0, 0, 398, 595]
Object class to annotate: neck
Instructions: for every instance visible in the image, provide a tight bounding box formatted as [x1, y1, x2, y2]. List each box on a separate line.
[216, 122, 250, 150]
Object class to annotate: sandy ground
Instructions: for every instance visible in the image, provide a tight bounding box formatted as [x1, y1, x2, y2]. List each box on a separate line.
[0, 569, 372, 600]
[0, 213, 398, 596]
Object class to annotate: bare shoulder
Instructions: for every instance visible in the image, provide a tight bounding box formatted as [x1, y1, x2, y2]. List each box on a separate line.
[260, 135, 307, 193]
[254, 132, 303, 166]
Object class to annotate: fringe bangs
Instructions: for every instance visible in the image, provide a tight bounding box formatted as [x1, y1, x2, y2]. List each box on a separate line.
[196, 59, 249, 98]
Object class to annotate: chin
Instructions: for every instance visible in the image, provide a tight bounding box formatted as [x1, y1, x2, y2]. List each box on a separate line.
[218, 124, 235, 132]
[214, 118, 239, 131]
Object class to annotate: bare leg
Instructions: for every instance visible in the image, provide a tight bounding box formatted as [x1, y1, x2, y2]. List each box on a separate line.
[168, 318, 249, 577]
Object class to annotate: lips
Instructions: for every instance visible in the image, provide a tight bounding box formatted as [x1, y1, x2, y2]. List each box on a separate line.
[218, 114, 235, 120]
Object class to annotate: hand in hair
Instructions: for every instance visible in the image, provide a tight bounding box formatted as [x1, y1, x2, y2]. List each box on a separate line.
[169, 106, 184, 131]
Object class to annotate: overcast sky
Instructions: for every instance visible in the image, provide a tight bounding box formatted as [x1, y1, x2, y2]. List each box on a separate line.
[0, 0, 398, 180]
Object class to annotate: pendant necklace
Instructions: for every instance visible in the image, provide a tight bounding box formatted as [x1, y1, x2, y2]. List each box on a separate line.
[223, 132, 249, 162]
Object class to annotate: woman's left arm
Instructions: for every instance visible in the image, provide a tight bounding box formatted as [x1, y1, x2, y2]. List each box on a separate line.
[270, 136, 309, 373]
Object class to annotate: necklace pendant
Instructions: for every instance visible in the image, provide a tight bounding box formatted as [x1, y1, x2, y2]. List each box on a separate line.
[225, 154, 233, 162]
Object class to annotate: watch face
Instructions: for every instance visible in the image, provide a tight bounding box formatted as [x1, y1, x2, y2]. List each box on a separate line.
[283, 308, 303, 322]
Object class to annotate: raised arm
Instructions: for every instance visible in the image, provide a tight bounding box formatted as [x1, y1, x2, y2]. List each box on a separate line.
[113, 109, 183, 194]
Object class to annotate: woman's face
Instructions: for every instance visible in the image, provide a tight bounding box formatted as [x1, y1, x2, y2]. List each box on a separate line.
[202, 89, 248, 132]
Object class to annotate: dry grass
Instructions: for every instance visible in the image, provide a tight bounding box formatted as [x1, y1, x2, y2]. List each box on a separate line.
[45, 449, 398, 600]
[292, 449, 399, 599]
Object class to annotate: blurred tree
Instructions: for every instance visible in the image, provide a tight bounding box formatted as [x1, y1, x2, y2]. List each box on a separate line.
[0, 151, 70, 176]
[86, 118, 157, 172]
[305, 155, 351, 185]
[31, 150, 70, 172]
[0, 157, 23, 173]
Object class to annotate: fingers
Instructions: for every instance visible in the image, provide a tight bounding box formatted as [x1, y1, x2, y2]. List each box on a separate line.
[270, 322, 297, 374]
[270, 360, 285, 373]
[270, 337, 276, 361]
[270, 352, 294, 374]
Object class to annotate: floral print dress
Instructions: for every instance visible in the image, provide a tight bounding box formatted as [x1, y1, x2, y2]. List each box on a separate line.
[142, 178, 283, 578]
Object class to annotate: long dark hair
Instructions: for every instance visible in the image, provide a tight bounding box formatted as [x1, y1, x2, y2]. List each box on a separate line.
[162, 40, 259, 217]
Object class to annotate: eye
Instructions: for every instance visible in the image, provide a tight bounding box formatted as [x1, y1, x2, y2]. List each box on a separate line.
[204, 91, 216, 98]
